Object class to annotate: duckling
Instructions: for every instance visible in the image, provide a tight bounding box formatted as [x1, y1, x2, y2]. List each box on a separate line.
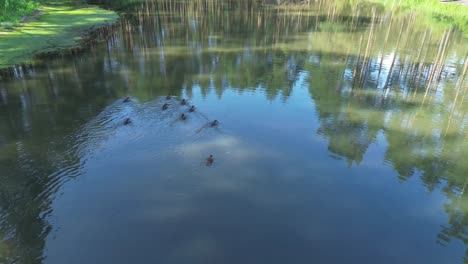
[124, 118, 132, 125]
[180, 113, 187, 120]
[210, 120, 219, 127]
[180, 99, 187, 105]
[189, 105, 195, 112]
[206, 155, 214, 166]
[166, 95, 171, 100]
[123, 97, 131, 103]
[162, 103, 169, 110]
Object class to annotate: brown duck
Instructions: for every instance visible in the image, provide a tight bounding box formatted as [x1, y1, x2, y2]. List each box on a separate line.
[210, 120, 219, 127]
[206, 155, 214, 166]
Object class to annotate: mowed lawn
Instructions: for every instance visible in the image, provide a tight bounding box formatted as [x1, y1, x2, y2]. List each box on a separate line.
[0, 3, 118, 68]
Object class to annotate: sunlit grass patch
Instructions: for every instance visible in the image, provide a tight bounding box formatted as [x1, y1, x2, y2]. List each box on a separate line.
[371, 0, 468, 34]
[0, 3, 118, 69]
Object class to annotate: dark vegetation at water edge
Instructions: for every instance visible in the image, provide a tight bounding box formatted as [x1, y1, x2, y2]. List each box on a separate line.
[0, 0, 40, 24]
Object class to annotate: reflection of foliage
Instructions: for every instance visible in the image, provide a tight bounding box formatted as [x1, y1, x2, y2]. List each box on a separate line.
[95, 2, 468, 258]
[318, 118, 373, 166]
[0, 54, 124, 263]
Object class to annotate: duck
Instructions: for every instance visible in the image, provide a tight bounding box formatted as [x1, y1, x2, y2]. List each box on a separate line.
[206, 155, 214, 166]
[210, 120, 219, 127]
[189, 105, 195, 112]
[180, 113, 187, 120]
[162, 103, 169, 110]
[124, 118, 132, 125]
[180, 99, 187, 105]
[123, 97, 131, 103]
[166, 95, 171, 100]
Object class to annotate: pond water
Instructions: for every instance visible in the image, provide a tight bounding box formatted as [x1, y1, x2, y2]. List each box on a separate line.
[1, 0, 467, 263]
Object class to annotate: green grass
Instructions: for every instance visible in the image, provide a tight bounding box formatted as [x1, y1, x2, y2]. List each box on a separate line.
[0, 2, 118, 69]
[372, 0, 468, 34]
[0, 0, 40, 23]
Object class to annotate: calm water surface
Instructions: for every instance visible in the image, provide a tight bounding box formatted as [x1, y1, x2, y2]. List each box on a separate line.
[1, 0, 467, 263]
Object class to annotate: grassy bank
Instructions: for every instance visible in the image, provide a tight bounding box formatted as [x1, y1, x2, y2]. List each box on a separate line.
[372, 0, 468, 33]
[0, 1, 118, 69]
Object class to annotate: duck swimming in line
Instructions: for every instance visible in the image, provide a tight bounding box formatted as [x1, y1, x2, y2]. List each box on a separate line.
[206, 155, 214, 166]
[162, 103, 169, 110]
[210, 120, 219, 127]
[123, 97, 131, 103]
[189, 105, 195, 112]
[180, 113, 187, 120]
[124, 118, 132, 125]
[166, 95, 171, 100]
[180, 99, 187, 105]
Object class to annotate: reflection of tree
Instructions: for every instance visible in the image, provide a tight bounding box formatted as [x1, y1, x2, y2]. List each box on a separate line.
[109, 1, 468, 256]
[0, 146, 50, 264]
[318, 118, 373, 166]
[307, 50, 467, 259]
[0, 56, 125, 263]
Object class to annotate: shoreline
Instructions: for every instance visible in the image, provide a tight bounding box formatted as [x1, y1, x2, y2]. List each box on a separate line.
[0, 3, 118, 73]
[441, 0, 468, 5]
